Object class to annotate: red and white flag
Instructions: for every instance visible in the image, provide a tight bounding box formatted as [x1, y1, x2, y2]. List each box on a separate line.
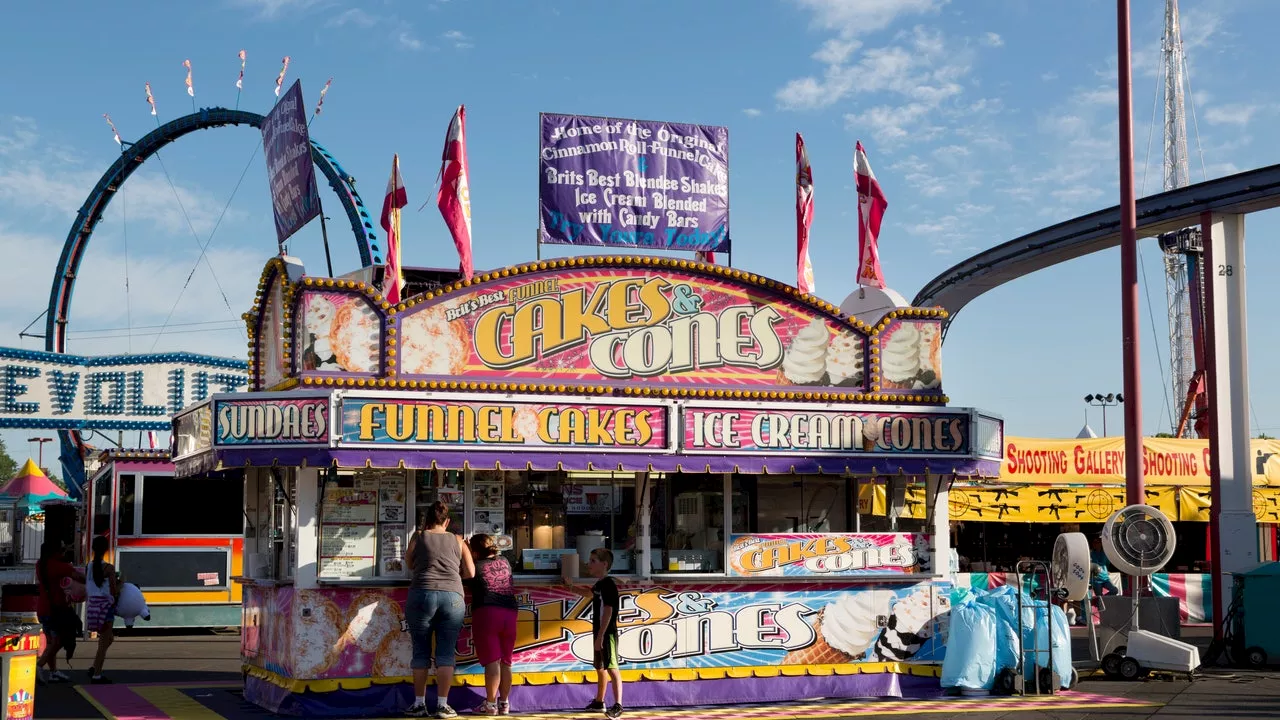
[381, 154, 407, 304]
[694, 250, 716, 264]
[236, 50, 246, 90]
[183, 59, 194, 97]
[274, 56, 290, 97]
[147, 431, 158, 450]
[314, 77, 332, 116]
[854, 141, 888, 289]
[103, 114, 122, 146]
[436, 105, 474, 281]
[796, 133, 815, 294]
[145, 82, 157, 116]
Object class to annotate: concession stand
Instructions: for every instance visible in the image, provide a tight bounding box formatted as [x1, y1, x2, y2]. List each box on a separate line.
[174, 255, 1003, 716]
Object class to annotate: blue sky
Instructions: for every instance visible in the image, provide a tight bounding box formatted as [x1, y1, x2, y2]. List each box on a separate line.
[0, 0, 1278, 465]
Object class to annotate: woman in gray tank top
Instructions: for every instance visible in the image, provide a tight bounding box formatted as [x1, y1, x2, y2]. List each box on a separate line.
[404, 501, 474, 718]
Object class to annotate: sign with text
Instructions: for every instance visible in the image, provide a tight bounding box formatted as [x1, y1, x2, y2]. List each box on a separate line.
[393, 264, 871, 390]
[214, 396, 330, 446]
[1003, 435, 1280, 486]
[261, 79, 321, 247]
[539, 113, 729, 252]
[681, 405, 972, 456]
[0, 348, 247, 431]
[339, 395, 671, 452]
[728, 533, 932, 577]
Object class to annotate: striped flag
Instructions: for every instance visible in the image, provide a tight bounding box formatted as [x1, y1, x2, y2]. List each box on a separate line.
[796, 132, 815, 294]
[437, 105, 474, 281]
[854, 140, 887, 289]
[103, 114, 122, 145]
[145, 82, 156, 115]
[381, 154, 407, 304]
[274, 56, 290, 97]
[315, 77, 332, 116]
[236, 50, 246, 89]
[183, 59, 194, 97]
[695, 250, 716, 264]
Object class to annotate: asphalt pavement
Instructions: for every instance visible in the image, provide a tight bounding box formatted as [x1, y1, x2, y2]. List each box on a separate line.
[30, 629, 1280, 719]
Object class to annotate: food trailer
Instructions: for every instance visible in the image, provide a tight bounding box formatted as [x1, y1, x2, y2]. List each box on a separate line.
[87, 449, 244, 628]
[173, 256, 1003, 716]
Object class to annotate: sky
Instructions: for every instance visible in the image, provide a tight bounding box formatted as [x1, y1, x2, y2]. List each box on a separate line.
[0, 0, 1278, 468]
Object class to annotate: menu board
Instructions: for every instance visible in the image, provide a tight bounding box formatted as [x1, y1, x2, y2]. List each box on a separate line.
[318, 477, 378, 579]
[472, 477, 505, 537]
[380, 523, 407, 576]
[379, 476, 406, 522]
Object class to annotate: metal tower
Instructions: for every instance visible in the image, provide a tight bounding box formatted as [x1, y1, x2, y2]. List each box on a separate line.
[1156, 0, 1205, 438]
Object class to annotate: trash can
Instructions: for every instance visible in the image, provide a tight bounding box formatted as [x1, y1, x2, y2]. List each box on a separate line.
[0, 627, 39, 719]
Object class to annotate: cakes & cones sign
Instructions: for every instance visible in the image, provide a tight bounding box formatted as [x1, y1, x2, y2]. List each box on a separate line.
[285, 258, 948, 401]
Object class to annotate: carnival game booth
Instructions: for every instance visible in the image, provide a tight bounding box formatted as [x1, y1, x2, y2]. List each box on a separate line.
[86, 449, 245, 628]
[174, 256, 1004, 716]
[925, 435, 1280, 626]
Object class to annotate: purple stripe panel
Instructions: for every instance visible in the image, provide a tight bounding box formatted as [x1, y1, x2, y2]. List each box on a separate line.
[77, 685, 171, 720]
[244, 673, 939, 718]
[205, 446, 1000, 478]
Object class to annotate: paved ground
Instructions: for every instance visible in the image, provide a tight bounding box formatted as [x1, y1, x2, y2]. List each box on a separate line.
[31, 630, 1280, 719]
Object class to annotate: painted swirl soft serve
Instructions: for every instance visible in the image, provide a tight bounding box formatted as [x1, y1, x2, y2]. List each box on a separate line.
[781, 318, 830, 385]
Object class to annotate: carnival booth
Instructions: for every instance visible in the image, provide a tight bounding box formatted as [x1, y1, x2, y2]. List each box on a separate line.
[86, 449, 245, 628]
[173, 256, 1004, 716]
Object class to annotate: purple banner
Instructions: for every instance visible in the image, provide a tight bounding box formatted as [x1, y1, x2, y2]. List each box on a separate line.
[261, 80, 321, 247]
[539, 113, 730, 252]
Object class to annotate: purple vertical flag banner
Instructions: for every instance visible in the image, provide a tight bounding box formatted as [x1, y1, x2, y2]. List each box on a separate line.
[262, 80, 321, 249]
[539, 113, 730, 253]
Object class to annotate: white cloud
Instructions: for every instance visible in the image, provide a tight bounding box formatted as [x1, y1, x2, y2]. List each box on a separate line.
[228, 0, 323, 21]
[0, 116, 38, 156]
[399, 31, 424, 50]
[1041, 72, 1059, 81]
[742, 108, 762, 117]
[812, 38, 860, 65]
[1203, 103, 1259, 126]
[443, 30, 473, 50]
[327, 8, 377, 27]
[794, 0, 944, 38]
[981, 32, 1003, 48]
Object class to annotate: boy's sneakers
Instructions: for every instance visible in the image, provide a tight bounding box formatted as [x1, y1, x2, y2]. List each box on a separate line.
[606, 703, 624, 718]
[473, 700, 498, 715]
[584, 700, 606, 712]
[435, 703, 459, 719]
[90, 673, 112, 684]
[496, 699, 510, 716]
[405, 702, 430, 717]
[50, 670, 70, 682]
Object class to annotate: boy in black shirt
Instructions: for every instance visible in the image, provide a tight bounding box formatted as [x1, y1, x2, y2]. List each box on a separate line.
[578, 547, 623, 717]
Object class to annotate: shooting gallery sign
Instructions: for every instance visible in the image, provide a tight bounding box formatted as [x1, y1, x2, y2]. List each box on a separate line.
[1002, 435, 1280, 486]
[282, 258, 949, 399]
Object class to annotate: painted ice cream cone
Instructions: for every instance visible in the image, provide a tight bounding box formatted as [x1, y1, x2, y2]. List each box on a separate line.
[779, 318, 829, 386]
[782, 613, 856, 666]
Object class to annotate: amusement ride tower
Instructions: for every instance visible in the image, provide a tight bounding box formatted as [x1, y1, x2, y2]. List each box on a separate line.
[1155, 0, 1208, 438]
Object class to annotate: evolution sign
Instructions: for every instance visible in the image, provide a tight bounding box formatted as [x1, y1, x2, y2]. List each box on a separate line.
[390, 262, 871, 390]
[681, 405, 972, 456]
[0, 348, 247, 431]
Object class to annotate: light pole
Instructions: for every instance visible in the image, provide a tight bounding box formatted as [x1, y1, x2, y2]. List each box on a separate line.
[27, 437, 52, 471]
[1084, 394, 1125, 436]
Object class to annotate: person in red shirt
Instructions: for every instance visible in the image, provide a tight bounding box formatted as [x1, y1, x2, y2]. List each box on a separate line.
[36, 540, 83, 683]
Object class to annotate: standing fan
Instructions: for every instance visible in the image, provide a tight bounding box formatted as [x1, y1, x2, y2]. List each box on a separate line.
[1051, 532, 1091, 602]
[1100, 504, 1200, 679]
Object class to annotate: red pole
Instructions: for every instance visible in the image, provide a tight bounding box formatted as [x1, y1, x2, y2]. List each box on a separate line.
[1117, 0, 1144, 509]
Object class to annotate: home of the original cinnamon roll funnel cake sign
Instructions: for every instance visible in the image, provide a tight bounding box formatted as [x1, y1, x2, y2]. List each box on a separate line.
[273, 257, 948, 403]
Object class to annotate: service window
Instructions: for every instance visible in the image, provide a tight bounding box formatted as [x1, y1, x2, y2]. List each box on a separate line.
[503, 471, 637, 576]
[733, 475, 851, 533]
[139, 474, 244, 536]
[650, 473, 731, 574]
